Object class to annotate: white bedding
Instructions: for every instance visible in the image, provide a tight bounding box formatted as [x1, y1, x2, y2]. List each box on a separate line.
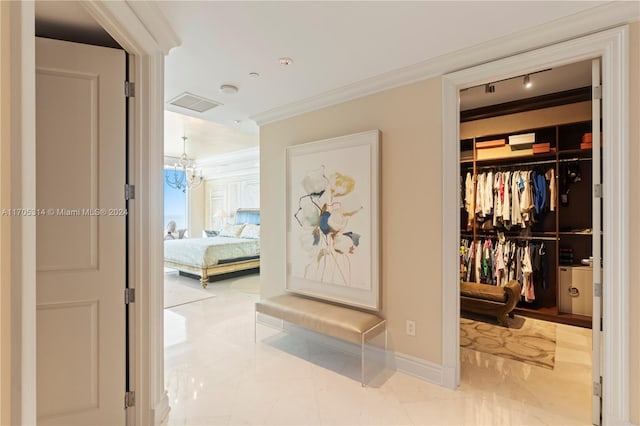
[164, 236, 260, 268]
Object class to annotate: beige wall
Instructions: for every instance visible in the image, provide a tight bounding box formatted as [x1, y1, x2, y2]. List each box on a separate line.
[629, 21, 639, 426]
[261, 78, 443, 362]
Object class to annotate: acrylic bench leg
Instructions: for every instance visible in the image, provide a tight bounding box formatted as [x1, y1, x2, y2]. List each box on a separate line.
[361, 334, 365, 387]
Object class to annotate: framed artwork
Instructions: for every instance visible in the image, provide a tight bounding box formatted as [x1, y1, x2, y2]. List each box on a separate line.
[286, 129, 380, 310]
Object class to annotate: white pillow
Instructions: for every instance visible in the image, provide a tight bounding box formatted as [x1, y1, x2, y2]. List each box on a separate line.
[219, 223, 245, 238]
[239, 224, 260, 239]
[202, 229, 218, 238]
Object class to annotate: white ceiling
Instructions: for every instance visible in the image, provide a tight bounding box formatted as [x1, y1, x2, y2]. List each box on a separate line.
[164, 110, 258, 160]
[160, 1, 606, 134]
[36, 1, 612, 160]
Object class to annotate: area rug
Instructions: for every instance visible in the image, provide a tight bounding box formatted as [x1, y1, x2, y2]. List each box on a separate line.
[164, 272, 215, 308]
[460, 315, 557, 370]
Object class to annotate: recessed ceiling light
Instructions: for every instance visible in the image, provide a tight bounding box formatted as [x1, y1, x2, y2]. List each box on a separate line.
[248, 72, 260, 78]
[219, 84, 239, 94]
[233, 119, 241, 124]
[279, 57, 294, 66]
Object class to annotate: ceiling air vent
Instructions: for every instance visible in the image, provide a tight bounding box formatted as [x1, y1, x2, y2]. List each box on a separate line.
[168, 92, 222, 113]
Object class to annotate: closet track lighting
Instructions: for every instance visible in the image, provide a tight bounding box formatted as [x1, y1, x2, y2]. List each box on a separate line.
[485, 83, 495, 94]
[524, 74, 532, 89]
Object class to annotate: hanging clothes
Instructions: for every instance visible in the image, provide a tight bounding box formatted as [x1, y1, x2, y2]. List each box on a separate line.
[476, 173, 485, 218]
[511, 171, 523, 228]
[484, 171, 494, 218]
[520, 171, 534, 225]
[532, 169, 548, 222]
[545, 168, 556, 212]
[492, 172, 501, 227]
[465, 172, 474, 230]
[474, 240, 482, 283]
[502, 171, 511, 226]
[521, 244, 535, 302]
[493, 240, 506, 287]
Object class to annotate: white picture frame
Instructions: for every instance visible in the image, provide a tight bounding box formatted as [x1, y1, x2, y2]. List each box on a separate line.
[286, 129, 380, 310]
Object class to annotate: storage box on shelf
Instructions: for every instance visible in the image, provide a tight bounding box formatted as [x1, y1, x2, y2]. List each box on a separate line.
[532, 142, 552, 154]
[508, 132, 535, 149]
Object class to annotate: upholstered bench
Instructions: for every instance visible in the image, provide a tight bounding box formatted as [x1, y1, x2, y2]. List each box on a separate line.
[460, 280, 521, 327]
[255, 293, 386, 386]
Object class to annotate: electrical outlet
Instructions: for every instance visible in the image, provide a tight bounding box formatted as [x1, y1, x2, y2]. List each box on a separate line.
[406, 320, 416, 336]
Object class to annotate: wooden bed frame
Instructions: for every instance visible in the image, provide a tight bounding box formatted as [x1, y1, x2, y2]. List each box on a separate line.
[165, 257, 259, 288]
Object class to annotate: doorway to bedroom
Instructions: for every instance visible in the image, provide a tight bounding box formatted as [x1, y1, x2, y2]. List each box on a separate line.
[161, 109, 260, 307]
[161, 108, 261, 422]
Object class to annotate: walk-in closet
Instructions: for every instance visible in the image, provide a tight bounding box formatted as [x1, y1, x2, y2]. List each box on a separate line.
[459, 60, 599, 327]
[457, 58, 600, 424]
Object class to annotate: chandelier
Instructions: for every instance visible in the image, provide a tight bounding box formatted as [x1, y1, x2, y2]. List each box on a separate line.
[165, 136, 203, 192]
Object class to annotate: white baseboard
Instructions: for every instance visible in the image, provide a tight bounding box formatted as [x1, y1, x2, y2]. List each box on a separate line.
[392, 351, 445, 386]
[255, 316, 445, 387]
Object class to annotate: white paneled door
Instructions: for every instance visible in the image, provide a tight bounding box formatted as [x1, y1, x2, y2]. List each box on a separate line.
[35, 37, 126, 425]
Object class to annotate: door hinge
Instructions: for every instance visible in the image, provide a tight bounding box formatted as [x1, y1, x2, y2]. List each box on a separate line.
[593, 85, 602, 100]
[124, 391, 135, 408]
[594, 282, 603, 298]
[125, 81, 135, 98]
[125, 288, 135, 304]
[125, 184, 135, 200]
[594, 184, 603, 198]
[593, 381, 602, 397]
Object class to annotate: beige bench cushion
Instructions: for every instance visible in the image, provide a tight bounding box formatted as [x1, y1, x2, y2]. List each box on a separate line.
[460, 281, 507, 303]
[255, 294, 384, 344]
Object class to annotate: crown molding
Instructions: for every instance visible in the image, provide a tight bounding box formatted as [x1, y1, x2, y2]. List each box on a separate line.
[82, 1, 180, 55]
[251, 2, 639, 126]
[126, 1, 180, 55]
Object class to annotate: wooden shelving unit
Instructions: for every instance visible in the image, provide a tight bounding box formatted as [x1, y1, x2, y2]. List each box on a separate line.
[460, 119, 595, 328]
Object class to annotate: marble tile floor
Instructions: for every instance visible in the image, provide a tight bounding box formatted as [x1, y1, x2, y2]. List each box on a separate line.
[165, 273, 593, 425]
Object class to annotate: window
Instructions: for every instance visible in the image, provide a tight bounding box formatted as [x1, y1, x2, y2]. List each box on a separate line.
[164, 169, 187, 229]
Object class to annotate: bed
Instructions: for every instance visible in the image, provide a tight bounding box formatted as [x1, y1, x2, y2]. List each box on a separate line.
[164, 209, 260, 288]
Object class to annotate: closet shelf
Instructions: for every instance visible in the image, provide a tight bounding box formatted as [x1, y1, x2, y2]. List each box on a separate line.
[558, 148, 594, 156]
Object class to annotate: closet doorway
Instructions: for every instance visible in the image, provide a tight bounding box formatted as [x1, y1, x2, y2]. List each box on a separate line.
[456, 58, 600, 425]
[442, 26, 629, 426]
